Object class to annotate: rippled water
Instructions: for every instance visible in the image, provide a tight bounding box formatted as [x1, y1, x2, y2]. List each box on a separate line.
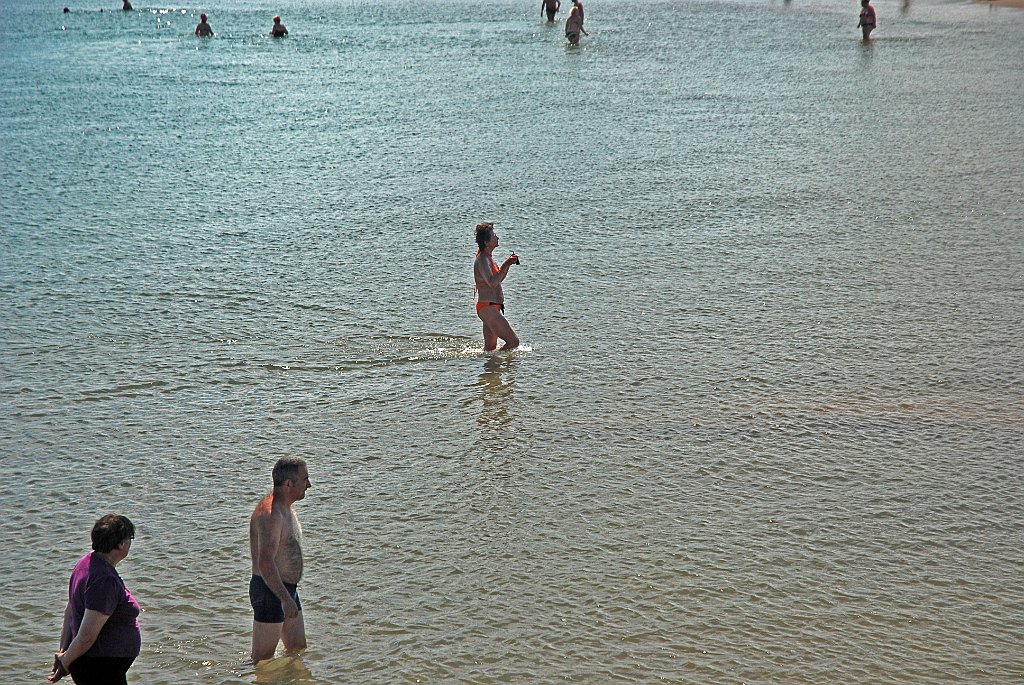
[2, 0, 1022, 682]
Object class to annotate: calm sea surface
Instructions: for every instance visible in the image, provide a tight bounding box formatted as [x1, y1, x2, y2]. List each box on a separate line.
[1, 0, 1022, 682]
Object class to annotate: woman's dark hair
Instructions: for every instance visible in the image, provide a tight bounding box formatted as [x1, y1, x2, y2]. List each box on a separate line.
[91, 514, 135, 553]
[475, 222, 494, 250]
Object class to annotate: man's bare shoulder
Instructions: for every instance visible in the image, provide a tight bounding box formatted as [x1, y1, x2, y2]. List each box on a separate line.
[250, 493, 279, 523]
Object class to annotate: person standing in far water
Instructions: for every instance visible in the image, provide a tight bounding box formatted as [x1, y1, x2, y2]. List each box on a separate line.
[249, 457, 311, 663]
[565, 1, 588, 46]
[121, 0, 132, 10]
[270, 15, 288, 37]
[474, 222, 521, 352]
[195, 12, 213, 36]
[858, 0, 876, 40]
[48, 515, 141, 685]
[541, 0, 560, 23]
[572, 0, 584, 24]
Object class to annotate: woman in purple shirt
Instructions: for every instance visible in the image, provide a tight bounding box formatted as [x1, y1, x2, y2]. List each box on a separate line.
[49, 515, 141, 685]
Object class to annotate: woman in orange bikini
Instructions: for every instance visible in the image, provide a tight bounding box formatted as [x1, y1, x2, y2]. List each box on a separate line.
[474, 222, 520, 352]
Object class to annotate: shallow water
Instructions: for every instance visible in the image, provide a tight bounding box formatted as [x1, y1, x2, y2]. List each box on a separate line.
[1, 0, 1022, 682]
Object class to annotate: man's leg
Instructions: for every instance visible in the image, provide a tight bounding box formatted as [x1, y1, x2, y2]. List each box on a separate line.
[281, 611, 307, 654]
[252, 621, 283, 663]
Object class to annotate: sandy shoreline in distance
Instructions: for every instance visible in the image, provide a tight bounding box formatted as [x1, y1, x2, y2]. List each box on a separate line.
[974, 0, 1024, 8]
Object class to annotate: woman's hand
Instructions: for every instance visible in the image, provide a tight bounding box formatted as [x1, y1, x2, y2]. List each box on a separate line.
[47, 653, 69, 682]
[53, 609, 110, 680]
[506, 252, 521, 266]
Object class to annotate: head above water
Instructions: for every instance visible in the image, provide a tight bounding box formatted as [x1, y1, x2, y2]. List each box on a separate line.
[91, 514, 135, 554]
[200, 12, 207, 20]
[475, 222, 496, 251]
[272, 456, 308, 487]
[273, 15, 281, 24]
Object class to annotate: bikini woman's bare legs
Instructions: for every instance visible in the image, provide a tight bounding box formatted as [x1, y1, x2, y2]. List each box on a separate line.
[478, 306, 519, 351]
[481, 320, 498, 352]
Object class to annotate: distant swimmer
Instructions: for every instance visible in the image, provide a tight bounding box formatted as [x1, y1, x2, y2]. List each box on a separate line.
[195, 13, 212, 36]
[122, 0, 132, 10]
[63, 6, 70, 12]
[565, 1, 588, 46]
[542, 0, 560, 23]
[474, 222, 521, 352]
[573, 0, 584, 24]
[270, 15, 288, 37]
[858, 0, 876, 40]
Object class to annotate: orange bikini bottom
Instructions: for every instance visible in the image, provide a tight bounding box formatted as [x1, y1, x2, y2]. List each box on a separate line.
[476, 301, 505, 315]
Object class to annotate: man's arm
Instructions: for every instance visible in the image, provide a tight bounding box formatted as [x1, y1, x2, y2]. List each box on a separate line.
[254, 511, 300, 619]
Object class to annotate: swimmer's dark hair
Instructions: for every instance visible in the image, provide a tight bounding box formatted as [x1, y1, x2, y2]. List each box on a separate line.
[91, 514, 135, 554]
[273, 456, 307, 487]
[475, 222, 495, 250]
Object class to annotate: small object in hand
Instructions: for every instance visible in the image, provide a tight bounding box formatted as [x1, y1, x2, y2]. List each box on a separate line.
[512, 255, 521, 265]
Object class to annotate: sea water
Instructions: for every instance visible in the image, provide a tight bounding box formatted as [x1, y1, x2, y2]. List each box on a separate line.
[1, 0, 1022, 682]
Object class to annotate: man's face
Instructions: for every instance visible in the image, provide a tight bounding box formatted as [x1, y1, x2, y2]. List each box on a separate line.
[290, 468, 311, 499]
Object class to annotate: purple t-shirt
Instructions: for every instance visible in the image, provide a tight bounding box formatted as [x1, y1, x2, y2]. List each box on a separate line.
[68, 552, 142, 658]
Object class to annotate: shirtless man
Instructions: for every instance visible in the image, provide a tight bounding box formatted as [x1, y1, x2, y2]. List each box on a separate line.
[194, 13, 213, 37]
[572, 0, 584, 24]
[270, 15, 288, 37]
[249, 457, 311, 663]
[541, 0, 560, 23]
[474, 222, 520, 352]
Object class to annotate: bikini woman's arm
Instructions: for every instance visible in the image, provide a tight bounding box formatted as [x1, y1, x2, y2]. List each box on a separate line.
[475, 253, 517, 289]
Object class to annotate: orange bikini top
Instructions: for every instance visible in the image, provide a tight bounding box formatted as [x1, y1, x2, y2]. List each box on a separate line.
[473, 250, 499, 299]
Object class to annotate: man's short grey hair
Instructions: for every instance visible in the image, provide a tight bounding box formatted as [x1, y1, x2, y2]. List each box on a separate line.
[272, 456, 307, 486]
